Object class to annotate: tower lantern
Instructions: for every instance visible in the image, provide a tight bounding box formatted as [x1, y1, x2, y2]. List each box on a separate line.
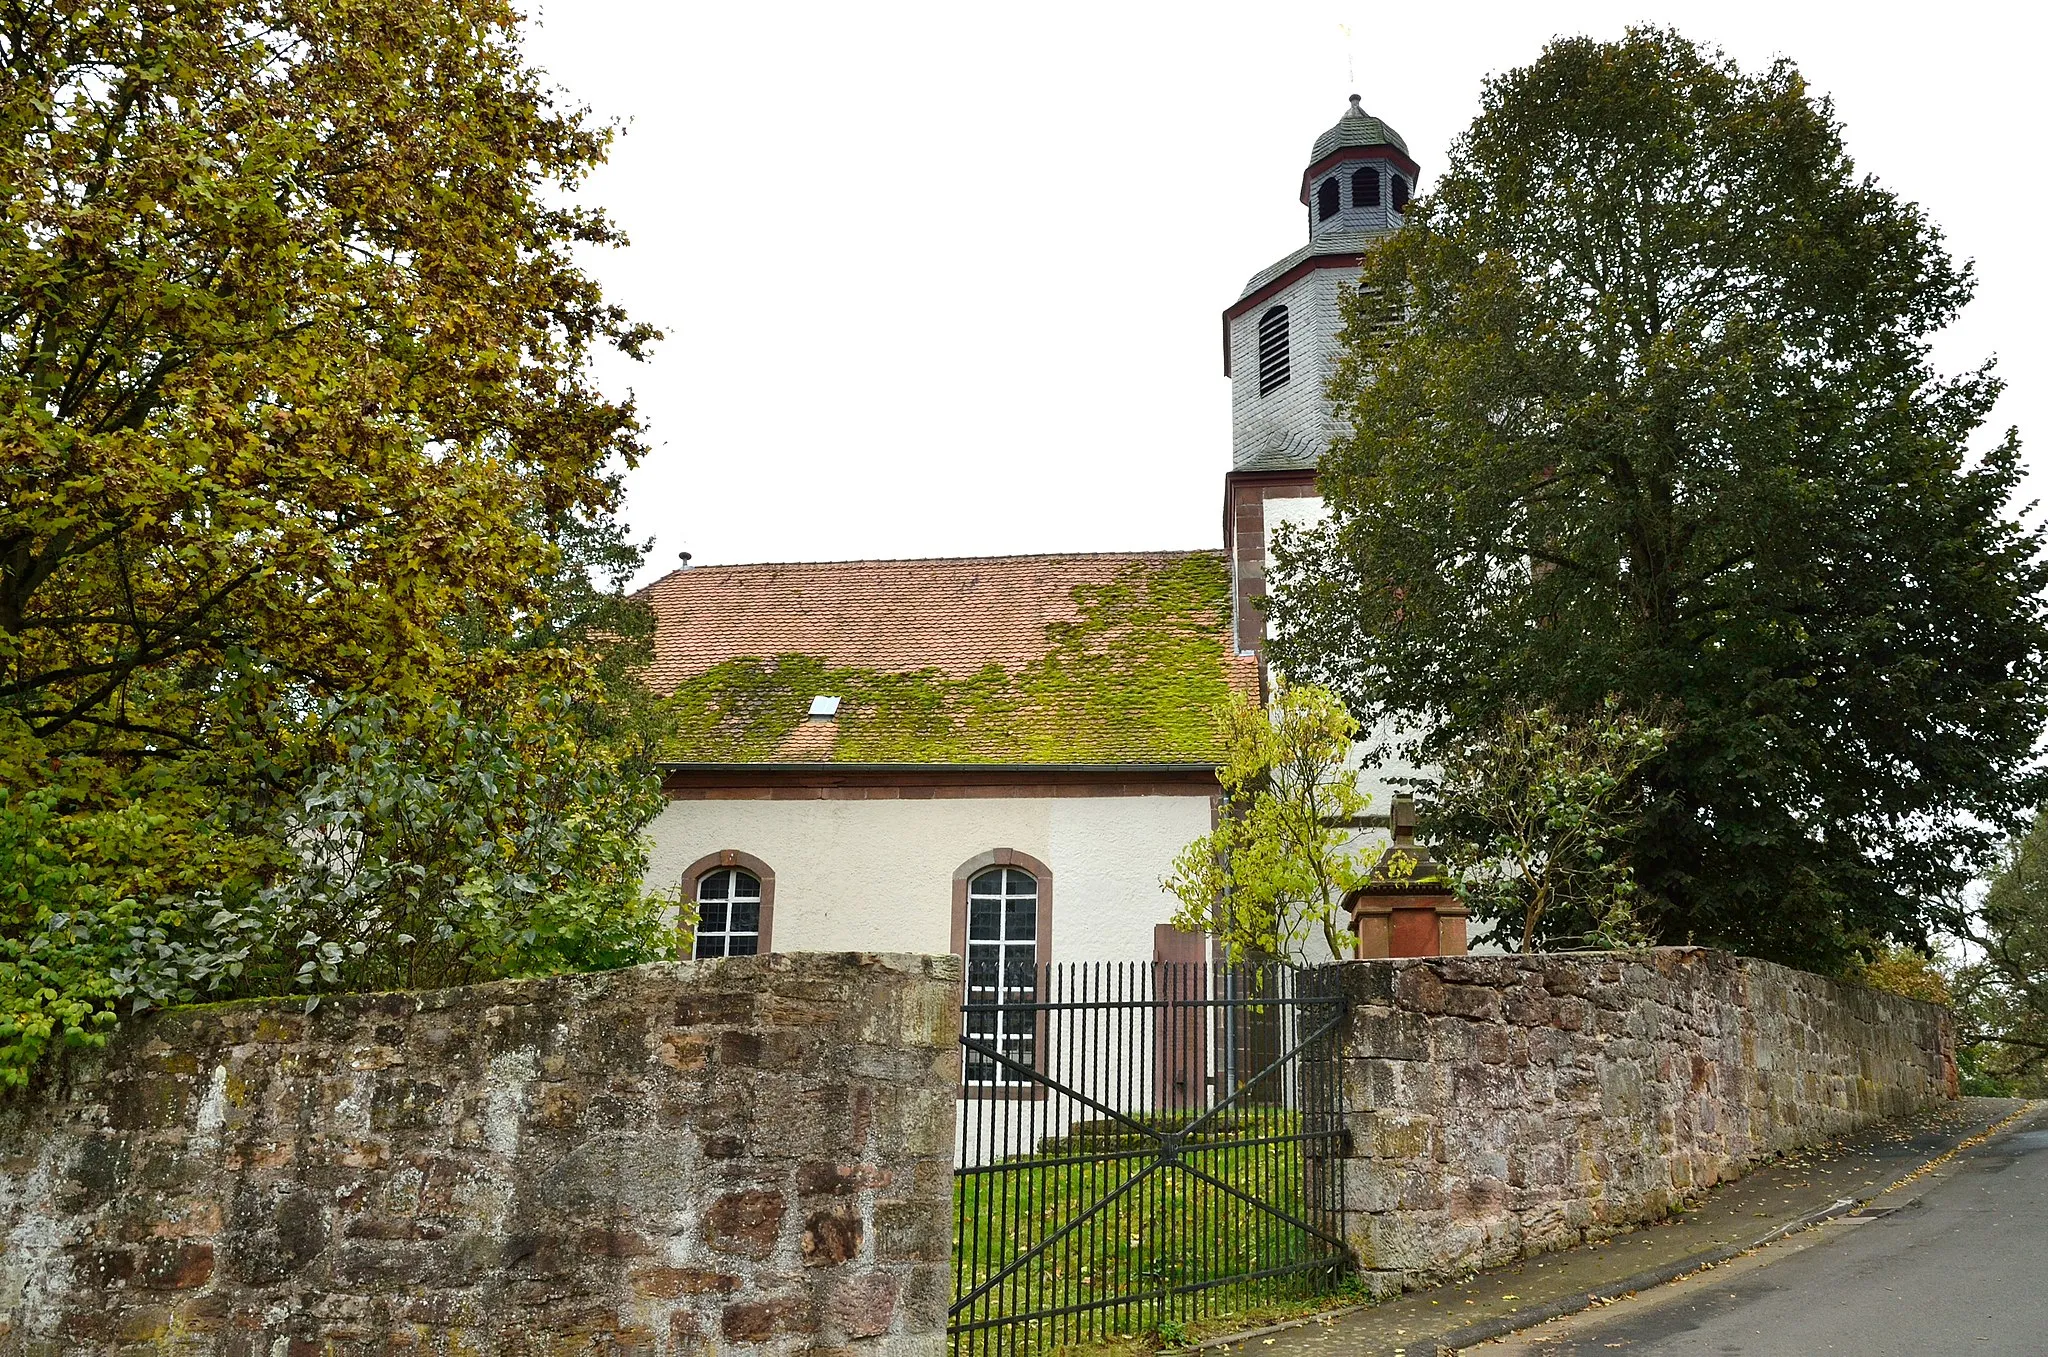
[1301, 94, 1417, 240]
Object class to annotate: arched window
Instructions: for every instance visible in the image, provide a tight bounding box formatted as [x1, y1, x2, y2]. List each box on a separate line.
[1316, 177, 1340, 221]
[1391, 174, 1410, 212]
[1257, 306, 1291, 397]
[1351, 165, 1380, 208]
[962, 865, 1040, 1086]
[695, 866, 763, 957]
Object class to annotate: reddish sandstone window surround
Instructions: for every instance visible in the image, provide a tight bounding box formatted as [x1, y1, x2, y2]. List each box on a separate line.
[681, 849, 777, 956]
[950, 848, 1053, 1101]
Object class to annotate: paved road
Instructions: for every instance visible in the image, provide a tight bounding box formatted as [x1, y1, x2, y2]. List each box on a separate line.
[1479, 1110, 2048, 1355]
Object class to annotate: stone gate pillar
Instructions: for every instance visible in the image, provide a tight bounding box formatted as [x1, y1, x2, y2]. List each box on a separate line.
[1346, 794, 1466, 957]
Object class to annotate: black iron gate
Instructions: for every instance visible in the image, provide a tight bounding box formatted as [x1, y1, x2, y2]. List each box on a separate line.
[951, 961, 1349, 1356]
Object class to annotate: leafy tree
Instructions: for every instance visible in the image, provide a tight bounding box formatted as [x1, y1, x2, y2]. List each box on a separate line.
[1941, 810, 2048, 1095]
[3, 0, 651, 752]
[1270, 27, 2048, 971]
[119, 689, 673, 1010]
[1426, 699, 1666, 952]
[1848, 944, 1953, 1007]
[1165, 685, 1373, 963]
[0, 0, 673, 1084]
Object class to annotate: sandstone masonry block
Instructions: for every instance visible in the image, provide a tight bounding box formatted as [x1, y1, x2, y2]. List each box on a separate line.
[1321, 947, 1952, 1297]
[0, 953, 959, 1357]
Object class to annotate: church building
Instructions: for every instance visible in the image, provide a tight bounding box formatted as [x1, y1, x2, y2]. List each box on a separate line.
[637, 97, 1416, 972]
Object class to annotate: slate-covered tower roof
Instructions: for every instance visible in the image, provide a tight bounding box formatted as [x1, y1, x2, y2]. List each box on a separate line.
[1309, 94, 1410, 163]
[1223, 96, 1420, 473]
[1217, 98, 1421, 655]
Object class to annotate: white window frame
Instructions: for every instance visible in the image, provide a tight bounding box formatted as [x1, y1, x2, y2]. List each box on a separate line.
[694, 867, 763, 958]
[962, 866, 1040, 1087]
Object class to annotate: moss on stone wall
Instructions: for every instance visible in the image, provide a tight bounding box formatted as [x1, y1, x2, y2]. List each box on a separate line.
[659, 554, 1244, 764]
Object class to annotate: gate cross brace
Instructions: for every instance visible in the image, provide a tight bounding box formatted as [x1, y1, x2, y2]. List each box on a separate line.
[950, 997, 1353, 1320]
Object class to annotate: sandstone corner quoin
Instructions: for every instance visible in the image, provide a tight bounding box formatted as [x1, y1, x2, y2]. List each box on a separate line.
[0, 954, 961, 1357]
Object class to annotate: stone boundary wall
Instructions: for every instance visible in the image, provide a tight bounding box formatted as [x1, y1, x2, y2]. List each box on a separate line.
[1320, 947, 1956, 1294]
[0, 953, 960, 1357]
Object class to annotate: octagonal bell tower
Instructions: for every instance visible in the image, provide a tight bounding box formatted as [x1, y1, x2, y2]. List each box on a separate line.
[1221, 95, 1418, 654]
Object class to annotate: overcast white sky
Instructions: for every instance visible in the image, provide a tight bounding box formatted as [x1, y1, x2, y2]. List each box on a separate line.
[521, 2, 2046, 587]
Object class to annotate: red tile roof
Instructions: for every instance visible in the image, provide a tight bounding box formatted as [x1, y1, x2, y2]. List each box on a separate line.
[637, 552, 1225, 690]
[636, 551, 1256, 766]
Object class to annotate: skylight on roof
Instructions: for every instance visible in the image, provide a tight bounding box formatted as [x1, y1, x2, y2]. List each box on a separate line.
[807, 695, 841, 719]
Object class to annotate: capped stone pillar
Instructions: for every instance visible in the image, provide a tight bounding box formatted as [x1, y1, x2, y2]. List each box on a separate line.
[1347, 794, 1467, 958]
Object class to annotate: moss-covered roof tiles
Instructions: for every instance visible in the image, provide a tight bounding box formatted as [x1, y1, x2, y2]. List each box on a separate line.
[636, 551, 1255, 766]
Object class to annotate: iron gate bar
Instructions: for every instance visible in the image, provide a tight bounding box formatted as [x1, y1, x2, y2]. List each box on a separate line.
[954, 1000, 1343, 1172]
[1172, 1002, 1349, 1139]
[952, 1142, 1162, 1318]
[952, 1122, 1342, 1179]
[967, 994, 1338, 1011]
[959, 990, 1345, 1127]
[956, 1133, 1350, 1326]
[957, 1026, 1160, 1136]
[951, 962, 1350, 1356]
[952, 999, 1347, 1187]
[952, 1022, 1181, 1318]
[1165, 1151, 1351, 1251]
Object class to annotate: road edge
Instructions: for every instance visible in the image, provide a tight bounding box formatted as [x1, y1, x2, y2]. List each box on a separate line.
[1418, 1200, 1852, 1356]
[1428, 1098, 2048, 1355]
[1172, 1100, 2046, 1357]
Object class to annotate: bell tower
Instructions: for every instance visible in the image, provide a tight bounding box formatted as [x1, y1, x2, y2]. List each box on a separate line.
[1221, 95, 1419, 655]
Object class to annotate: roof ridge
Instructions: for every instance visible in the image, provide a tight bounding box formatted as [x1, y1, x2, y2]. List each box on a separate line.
[637, 548, 1220, 592]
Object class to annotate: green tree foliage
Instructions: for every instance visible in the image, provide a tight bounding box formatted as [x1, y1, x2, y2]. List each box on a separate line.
[1943, 810, 2048, 1095]
[0, 777, 165, 1077]
[1269, 27, 2048, 971]
[3, 0, 654, 750]
[1165, 686, 1373, 963]
[0, 0, 674, 1085]
[118, 690, 670, 1004]
[1426, 699, 1666, 953]
[1848, 944, 1953, 1007]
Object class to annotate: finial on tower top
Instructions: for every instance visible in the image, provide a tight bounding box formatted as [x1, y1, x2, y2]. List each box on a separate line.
[1348, 93, 1363, 114]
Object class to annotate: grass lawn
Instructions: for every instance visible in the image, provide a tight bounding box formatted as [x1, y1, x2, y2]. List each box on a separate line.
[951, 1109, 1349, 1356]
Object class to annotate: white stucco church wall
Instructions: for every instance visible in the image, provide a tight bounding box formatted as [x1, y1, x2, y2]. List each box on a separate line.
[644, 792, 1213, 962]
[1262, 492, 1327, 568]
